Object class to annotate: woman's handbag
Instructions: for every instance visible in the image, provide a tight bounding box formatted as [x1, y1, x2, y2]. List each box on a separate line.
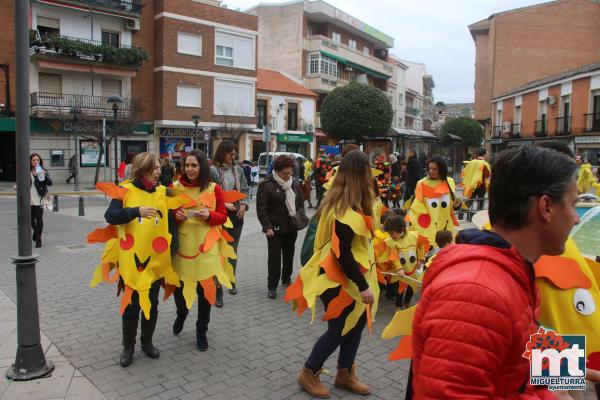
[291, 208, 309, 230]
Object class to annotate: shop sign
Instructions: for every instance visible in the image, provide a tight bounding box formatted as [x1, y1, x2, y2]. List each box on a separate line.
[485, 138, 503, 144]
[159, 127, 205, 138]
[80, 140, 106, 167]
[575, 136, 600, 144]
[277, 133, 313, 143]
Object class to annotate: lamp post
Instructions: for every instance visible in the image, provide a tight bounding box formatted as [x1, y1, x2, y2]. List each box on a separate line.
[107, 96, 123, 184]
[191, 114, 202, 154]
[6, 0, 54, 381]
[70, 107, 81, 191]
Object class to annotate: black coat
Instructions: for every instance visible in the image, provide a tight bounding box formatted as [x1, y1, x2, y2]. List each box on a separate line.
[32, 169, 53, 200]
[404, 156, 420, 200]
[256, 176, 304, 234]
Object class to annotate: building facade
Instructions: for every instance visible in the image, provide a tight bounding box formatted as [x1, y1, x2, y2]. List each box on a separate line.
[388, 55, 408, 130]
[250, 0, 394, 131]
[239, 68, 317, 161]
[489, 62, 600, 165]
[397, 59, 436, 132]
[432, 102, 475, 132]
[469, 0, 600, 138]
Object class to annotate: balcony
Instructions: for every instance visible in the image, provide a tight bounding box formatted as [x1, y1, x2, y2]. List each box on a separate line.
[30, 92, 132, 118]
[304, 35, 393, 81]
[58, 0, 142, 15]
[30, 31, 148, 67]
[512, 123, 521, 138]
[304, 74, 349, 93]
[555, 116, 571, 136]
[583, 113, 600, 133]
[492, 125, 502, 138]
[534, 119, 547, 137]
[406, 106, 420, 118]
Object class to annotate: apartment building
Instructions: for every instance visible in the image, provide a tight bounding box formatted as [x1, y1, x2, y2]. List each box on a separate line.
[489, 62, 600, 164]
[151, 0, 258, 160]
[432, 102, 475, 132]
[388, 55, 408, 130]
[397, 59, 436, 132]
[239, 68, 317, 161]
[469, 0, 600, 138]
[250, 0, 394, 131]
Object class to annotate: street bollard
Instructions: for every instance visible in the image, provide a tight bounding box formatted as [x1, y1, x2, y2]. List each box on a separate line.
[52, 195, 58, 212]
[78, 196, 85, 217]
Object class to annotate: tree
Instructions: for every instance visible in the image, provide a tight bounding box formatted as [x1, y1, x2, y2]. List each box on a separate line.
[320, 83, 393, 140]
[441, 116, 484, 147]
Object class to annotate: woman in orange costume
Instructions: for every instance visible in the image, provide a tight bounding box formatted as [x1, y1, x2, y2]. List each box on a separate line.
[171, 150, 235, 351]
[286, 151, 378, 398]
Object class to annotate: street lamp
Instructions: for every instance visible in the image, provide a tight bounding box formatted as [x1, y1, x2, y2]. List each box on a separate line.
[191, 114, 203, 155]
[69, 107, 81, 191]
[107, 95, 123, 184]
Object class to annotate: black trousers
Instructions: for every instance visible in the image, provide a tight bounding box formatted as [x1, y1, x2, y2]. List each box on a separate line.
[315, 182, 325, 207]
[267, 230, 297, 290]
[173, 282, 211, 333]
[122, 279, 161, 321]
[472, 185, 486, 211]
[225, 209, 244, 274]
[305, 288, 367, 371]
[31, 205, 44, 242]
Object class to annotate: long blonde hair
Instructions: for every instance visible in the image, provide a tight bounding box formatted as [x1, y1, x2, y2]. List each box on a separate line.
[318, 150, 373, 218]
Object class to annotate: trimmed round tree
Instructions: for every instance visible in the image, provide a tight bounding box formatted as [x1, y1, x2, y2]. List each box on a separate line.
[441, 116, 484, 147]
[320, 83, 393, 140]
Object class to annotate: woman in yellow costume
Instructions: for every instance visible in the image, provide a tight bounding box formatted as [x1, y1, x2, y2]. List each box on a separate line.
[171, 150, 237, 351]
[88, 152, 184, 368]
[407, 156, 459, 246]
[285, 151, 378, 398]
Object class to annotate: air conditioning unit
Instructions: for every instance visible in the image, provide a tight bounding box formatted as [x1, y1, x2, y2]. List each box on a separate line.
[125, 18, 140, 31]
[305, 123, 314, 133]
[502, 122, 512, 133]
[546, 96, 557, 106]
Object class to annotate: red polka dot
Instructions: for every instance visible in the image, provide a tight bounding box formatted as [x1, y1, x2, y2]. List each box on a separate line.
[152, 237, 169, 253]
[418, 214, 431, 228]
[120, 233, 134, 250]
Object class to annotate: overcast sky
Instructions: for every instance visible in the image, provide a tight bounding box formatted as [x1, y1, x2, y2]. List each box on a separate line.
[222, 0, 546, 104]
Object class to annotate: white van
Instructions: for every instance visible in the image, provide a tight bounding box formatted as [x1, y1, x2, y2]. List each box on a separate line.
[257, 152, 306, 177]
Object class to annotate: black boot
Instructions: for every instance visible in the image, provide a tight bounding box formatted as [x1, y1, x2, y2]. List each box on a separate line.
[215, 286, 223, 308]
[173, 311, 187, 335]
[228, 283, 237, 295]
[120, 318, 138, 367]
[140, 312, 160, 359]
[196, 324, 208, 351]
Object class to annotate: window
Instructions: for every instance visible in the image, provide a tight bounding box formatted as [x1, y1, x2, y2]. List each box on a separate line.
[39, 73, 62, 94]
[102, 79, 121, 98]
[348, 39, 357, 50]
[514, 105, 522, 124]
[257, 99, 267, 129]
[332, 32, 341, 44]
[177, 85, 201, 108]
[214, 79, 254, 116]
[178, 32, 202, 56]
[363, 46, 369, 56]
[307, 52, 338, 78]
[398, 93, 403, 105]
[102, 31, 120, 48]
[37, 16, 59, 38]
[561, 95, 571, 117]
[215, 31, 254, 69]
[287, 103, 298, 130]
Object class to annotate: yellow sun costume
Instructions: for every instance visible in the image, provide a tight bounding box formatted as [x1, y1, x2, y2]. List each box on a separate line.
[285, 208, 379, 335]
[534, 237, 600, 370]
[323, 166, 383, 190]
[171, 182, 240, 310]
[460, 159, 490, 199]
[407, 177, 458, 246]
[577, 163, 595, 194]
[88, 183, 189, 319]
[372, 198, 387, 232]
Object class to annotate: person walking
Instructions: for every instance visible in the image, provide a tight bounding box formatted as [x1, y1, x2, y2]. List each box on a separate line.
[286, 151, 378, 398]
[314, 149, 332, 208]
[210, 140, 249, 304]
[410, 145, 580, 399]
[403, 149, 420, 203]
[171, 150, 234, 351]
[65, 153, 78, 184]
[256, 155, 305, 299]
[30, 153, 52, 248]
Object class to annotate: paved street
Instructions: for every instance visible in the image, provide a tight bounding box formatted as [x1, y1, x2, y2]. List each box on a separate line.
[0, 194, 409, 400]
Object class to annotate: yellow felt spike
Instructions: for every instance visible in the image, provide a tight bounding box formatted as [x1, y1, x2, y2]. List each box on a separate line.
[215, 265, 233, 289]
[389, 335, 413, 361]
[224, 217, 233, 229]
[382, 305, 417, 339]
[222, 190, 247, 204]
[138, 290, 152, 320]
[166, 194, 195, 210]
[120, 286, 133, 315]
[90, 264, 105, 288]
[315, 274, 341, 296]
[182, 281, 198, 310]
[163, 269, 181, 287]
[342, 302, 366, 336]
[371, 168, 383, 177]
[87, 225, 118, 243]
[198, 191, 216, 209]
[337, 210, 370, 238]
[96, 182, 128, 200]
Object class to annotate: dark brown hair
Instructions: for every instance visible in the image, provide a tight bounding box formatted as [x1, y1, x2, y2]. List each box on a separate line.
[212, 140, 237, 166]
[183, 150, 211, 191]
[273, 155, 296, 171]
[435, 230, 453, 248]
[384, 215, 406, 236]
[30, 153, 44, 170]
[341, 143, 360, 157]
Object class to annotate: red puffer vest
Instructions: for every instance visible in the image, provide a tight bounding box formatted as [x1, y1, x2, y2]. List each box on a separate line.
[411, 230, 556, 399]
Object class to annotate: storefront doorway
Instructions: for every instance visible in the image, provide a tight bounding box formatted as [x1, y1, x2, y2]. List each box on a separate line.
[121, 140, 148, 162]
[0, 132, 15, 181]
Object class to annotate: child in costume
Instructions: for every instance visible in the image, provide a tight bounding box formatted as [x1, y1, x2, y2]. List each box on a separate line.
[286, 151, 378, 398]
[88, 152, 186, 367]
[171, 150, 239, 351]
[389, 176, 403, 209]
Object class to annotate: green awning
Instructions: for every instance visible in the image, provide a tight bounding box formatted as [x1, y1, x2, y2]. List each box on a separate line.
[0, 117, 15, 132]
[319, 51, 391, 81]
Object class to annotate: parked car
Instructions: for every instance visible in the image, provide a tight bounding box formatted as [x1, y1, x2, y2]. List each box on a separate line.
[257, 152, 306, 177]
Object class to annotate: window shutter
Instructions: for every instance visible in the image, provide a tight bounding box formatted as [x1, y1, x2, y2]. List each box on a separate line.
[178, 33, 202, 56]
[37, 16, 59, 29]
[102, 79, 122, 98]
[39, 73, 62, 93]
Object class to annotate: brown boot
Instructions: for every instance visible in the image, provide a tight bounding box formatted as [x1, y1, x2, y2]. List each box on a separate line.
[334, 365, 370, 395]
[297, 367, 331, 398]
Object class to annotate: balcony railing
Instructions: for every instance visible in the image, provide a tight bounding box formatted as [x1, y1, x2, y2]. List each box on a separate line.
[30, 92, 132, 117]
[492, 125, 502, 138]
[583, 112, 600, 133]
[69, 0, 142, 14]
[406, 106, 420, 117]
[30, 30, 148, 66]
[555, 116, 571, 136]
[534, 119, 547, 137]
[511, 123, 521, 138]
